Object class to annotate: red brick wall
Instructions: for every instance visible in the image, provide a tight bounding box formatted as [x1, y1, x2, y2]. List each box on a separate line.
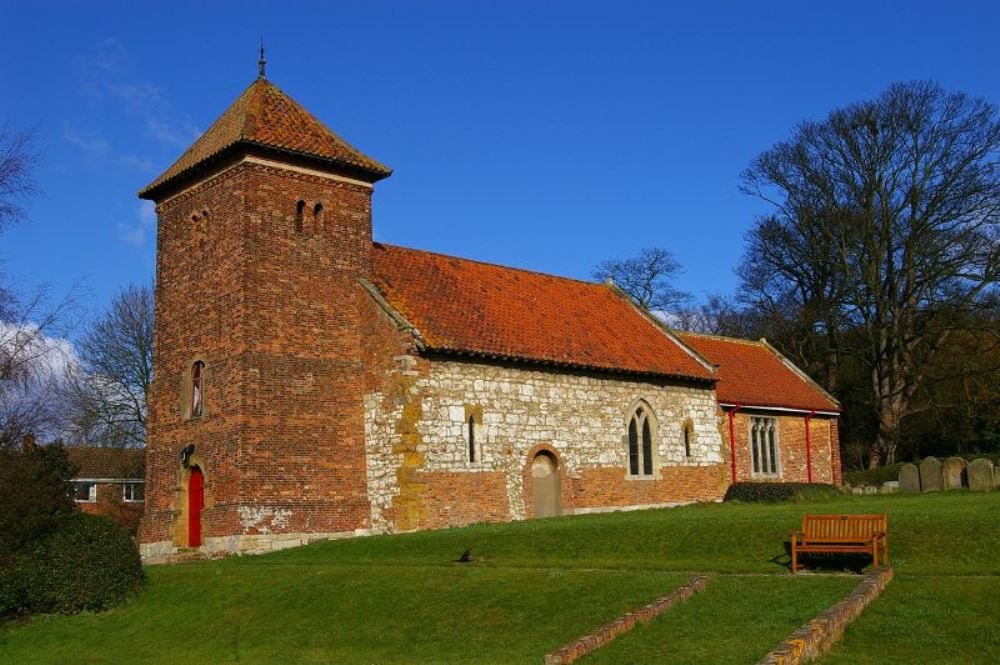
[141, 159, 377, 546]
[721, 410, 841, 485]
[412, 470, 511, 528]
[570, 464, 728, 508]
[79, 483, 144, 534]
[141, 163, 250, 545]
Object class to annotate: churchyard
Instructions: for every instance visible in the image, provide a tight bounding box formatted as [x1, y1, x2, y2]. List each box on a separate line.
[1, 490, 997, 663]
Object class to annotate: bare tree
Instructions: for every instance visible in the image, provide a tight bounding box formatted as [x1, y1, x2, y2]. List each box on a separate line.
[0, 123, 37, 234]
[741, 81, 1000, 465]
[0, 124, 80, 450]
[674, 293, 758, 338]
[64, 283, 153, 447]
[593, 247, 691, 315]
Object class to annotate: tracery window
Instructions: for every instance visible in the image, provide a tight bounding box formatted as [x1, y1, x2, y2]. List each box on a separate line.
[750, 417, 780, 476]
[628, 407, 655, 476]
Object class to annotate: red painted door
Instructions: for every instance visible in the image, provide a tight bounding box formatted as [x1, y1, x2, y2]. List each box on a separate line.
[189, 467, 204, 547]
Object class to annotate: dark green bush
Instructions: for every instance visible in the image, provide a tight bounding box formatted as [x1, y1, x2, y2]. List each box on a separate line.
[724, 482, 843, 503]
[843, 463, 906, 488]
[0, 443, 77, 563]
[1, 512, 145, 619]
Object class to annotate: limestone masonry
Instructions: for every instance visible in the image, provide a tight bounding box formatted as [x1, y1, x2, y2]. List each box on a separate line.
[137, 74, 842, 562]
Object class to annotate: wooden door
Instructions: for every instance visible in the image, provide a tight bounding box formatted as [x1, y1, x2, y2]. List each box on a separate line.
[531, 452, 561, 518]
[189, 467, 204, 547]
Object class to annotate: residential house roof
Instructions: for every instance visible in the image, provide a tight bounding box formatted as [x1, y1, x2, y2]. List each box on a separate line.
[66, 447, 145, 480]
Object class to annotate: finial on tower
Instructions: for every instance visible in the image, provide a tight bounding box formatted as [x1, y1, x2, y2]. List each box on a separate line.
[258, 37, 267, 78]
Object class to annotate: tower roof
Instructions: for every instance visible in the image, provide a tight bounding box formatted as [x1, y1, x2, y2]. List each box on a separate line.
[139, 77, 391, 199]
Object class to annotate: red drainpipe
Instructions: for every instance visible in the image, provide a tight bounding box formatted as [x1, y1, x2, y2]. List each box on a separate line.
[728, 404, 742, 484]
[805, 409, 816, 483]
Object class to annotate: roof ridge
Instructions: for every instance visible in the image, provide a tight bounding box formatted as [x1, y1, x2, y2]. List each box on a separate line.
[374, 242, 607, 290]
[677, 331, 767, 346]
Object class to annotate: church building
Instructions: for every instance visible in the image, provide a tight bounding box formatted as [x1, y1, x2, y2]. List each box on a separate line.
[137, 70, 841, 562]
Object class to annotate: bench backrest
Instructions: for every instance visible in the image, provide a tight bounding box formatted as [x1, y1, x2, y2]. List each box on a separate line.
[801, 514, 887, 542]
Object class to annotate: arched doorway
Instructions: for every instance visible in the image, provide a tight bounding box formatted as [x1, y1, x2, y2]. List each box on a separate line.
[531, 452, 561, 518]
[189, 466, 204, 547]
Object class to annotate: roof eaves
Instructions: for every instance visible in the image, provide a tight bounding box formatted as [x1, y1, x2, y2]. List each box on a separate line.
[139, 139, 392, 200]
[718, 402, 841, 416]
[424, 346, 716, 383]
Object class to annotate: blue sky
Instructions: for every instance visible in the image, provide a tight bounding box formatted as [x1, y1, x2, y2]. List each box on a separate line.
[2, 1, 999, 322]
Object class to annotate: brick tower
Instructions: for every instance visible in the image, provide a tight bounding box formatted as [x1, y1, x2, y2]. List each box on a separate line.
[138, 72, 391, 560]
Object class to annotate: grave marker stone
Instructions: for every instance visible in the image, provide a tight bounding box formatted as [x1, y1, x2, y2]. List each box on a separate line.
[967, 459, 995, 492]
[942, 457, 966, 491]
[919, 456, 943, 492]
[898, 464, 920, 493]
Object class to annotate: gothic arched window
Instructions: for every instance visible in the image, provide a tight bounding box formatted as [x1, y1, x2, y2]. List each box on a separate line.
[628, 407, 655, 476]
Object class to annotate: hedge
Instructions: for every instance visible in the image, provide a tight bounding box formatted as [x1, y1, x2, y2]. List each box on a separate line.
[724, 482, 843, 503]
[1, 512, 145, 620]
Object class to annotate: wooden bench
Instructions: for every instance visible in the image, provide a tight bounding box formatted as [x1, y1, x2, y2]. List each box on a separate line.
[790, 514, 888, 573]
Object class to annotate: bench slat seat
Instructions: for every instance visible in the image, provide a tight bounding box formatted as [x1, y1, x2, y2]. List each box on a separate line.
[791, 514, 888, 573]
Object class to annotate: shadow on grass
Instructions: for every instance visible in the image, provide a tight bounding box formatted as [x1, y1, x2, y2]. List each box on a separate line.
[770, 541, 873, 574]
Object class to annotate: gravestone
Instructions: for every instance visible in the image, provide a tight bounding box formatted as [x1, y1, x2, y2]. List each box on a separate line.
[919, 457, 943, 492]
[899, 464, 920, 493]
[967, 459, 995, 492]
[898, 463, 920, 493]
[942, 457, 967, 491]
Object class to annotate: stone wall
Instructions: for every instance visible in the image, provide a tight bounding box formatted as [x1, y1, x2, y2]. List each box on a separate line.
[365, 357, 729, 531]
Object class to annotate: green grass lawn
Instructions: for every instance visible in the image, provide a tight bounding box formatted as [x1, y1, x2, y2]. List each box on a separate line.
[1, 492, 998, 663]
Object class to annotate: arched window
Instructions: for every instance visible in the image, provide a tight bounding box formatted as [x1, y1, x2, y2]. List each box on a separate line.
[198, 210, 209, 249]
[683, 422, 692, 457]
[191, 361, 205, 418]
[468, 415, 476, 463]
[313, 202, 324, 231]
[628, 407, 655, 476]
[294, 200, 305, 232]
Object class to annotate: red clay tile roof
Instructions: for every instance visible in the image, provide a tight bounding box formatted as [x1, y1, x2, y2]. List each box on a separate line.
[140, 77, 391, 198]
[66, 447, 145, 480]
[678, 333, 840, 412]
[371, 243, 714, 381]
